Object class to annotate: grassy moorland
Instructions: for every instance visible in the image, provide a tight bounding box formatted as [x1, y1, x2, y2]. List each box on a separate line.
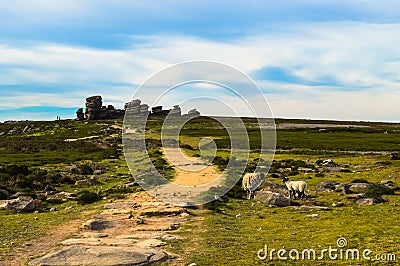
[0, 116, 399, 264]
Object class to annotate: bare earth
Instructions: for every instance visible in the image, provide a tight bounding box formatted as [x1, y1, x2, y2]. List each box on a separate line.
[163, 147, 220, 186]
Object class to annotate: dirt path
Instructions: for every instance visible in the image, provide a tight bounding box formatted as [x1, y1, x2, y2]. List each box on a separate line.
[163, 147, 220, 186]
[6, 148, 215, 265]
[2, 210, 96, 266]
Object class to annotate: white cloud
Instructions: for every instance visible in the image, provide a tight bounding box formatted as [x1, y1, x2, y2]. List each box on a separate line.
[1, 21, 400, 121]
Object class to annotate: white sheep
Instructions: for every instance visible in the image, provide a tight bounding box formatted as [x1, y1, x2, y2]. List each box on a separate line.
[282, 176, 307, 199]
[242, 172, 265, 199]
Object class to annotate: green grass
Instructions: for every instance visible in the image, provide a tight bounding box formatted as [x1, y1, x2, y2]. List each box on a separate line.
[169, 196, 400, 265]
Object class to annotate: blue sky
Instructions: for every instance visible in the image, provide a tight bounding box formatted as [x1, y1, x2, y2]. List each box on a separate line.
[1, 1, 400, 121]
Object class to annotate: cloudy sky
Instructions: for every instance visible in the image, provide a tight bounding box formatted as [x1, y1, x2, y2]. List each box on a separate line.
[1, 1, 400, 122]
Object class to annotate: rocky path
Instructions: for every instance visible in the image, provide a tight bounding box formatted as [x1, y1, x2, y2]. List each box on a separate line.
[27, 192, 192, 266]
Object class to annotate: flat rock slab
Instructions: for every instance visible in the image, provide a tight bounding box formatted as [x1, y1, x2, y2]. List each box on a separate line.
[29, 246, 167, 266]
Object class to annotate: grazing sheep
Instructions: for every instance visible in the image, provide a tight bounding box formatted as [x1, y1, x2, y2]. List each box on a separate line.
[282, 176, 307, 199]
[242, 172, 265, 199]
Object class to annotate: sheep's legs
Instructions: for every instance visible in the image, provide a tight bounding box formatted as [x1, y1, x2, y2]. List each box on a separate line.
[247, 191, 252, 199]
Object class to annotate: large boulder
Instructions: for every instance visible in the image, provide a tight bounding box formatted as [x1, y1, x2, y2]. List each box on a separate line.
[254, 191, 291, 207]
[0, 196, 35, 212]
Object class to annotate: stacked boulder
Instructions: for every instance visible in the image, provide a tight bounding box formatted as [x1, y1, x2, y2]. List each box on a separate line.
[76, 96, 124, 120]
[85, 96, 103, 120]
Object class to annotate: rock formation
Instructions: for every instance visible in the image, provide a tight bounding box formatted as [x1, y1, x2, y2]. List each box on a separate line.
[77, 96, 199, 120]
[76, 96, 124, 120]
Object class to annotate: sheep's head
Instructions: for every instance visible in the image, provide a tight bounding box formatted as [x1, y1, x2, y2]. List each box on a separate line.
[282, 176, 290, 183]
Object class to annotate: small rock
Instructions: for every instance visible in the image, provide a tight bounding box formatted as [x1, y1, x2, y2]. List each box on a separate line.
[235, 213, 241, 218]
[307, 214, 320, 218]
[49, 207, 57, 212]
[180, 212, 190, 218]
[356, 198, 379, 206]
[332, 202, 344, 207]
[34, 217, 39, 220]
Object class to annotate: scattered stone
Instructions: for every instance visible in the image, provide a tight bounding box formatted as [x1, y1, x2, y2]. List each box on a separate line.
[49, 207, 57, 212]
[81, 219, 114, 230]
[332, 202, 344, 207]
[292, 205, 331, 211]
[307, 214, 320, 218]
[356, 198, 379, 206]
[235, 213, 241, 218]
[254, 191, 291, 207]
[28, 246, 167, 266]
